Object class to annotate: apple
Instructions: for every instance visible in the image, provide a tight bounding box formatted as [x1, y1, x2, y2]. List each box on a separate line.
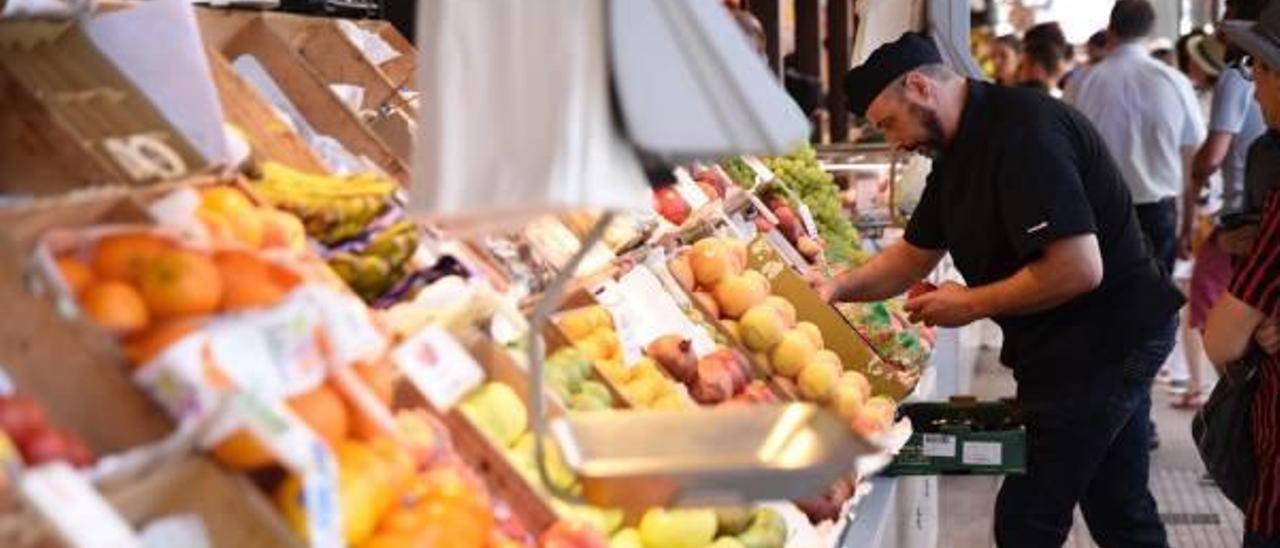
[773, 206, 802, 243]
[654, 187, 691, 225]
[714, 274, 769, 319]
[697, 181, 721, 201]
[646, 335, 698, 384]
[0, 395, 48, 444]
[761, 296, 797, 328]
[830, 378, 865, 420]
[798, 360, 840, 402]
[540, 520, 608, 548]
[690, 239, 734, 288]
[639, 508, 717, 548]
[739, 305, 786, 352]
[753, 216, 775, 233]
[840, 371, 872, 400]
[771, 330, 818, 378]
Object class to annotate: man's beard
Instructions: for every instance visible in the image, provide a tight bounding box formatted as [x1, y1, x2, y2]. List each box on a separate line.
[905, 103, 946, 158]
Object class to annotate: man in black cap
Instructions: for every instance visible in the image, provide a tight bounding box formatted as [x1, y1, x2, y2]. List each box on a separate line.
[811, 32, 1183, 547]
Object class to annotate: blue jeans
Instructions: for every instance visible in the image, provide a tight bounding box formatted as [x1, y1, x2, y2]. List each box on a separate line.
[995, 319, 1176, 547]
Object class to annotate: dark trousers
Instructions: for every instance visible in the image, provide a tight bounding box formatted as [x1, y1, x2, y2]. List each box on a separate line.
[995, 320, 1176, 547]
[1245, 532, 1280, 547]
[1135, 198, 1178, 274]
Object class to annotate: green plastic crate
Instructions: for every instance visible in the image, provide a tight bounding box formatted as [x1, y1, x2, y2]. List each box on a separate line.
[886, 398, 1027, 476]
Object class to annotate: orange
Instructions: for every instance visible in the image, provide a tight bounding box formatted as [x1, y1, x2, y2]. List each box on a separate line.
[201, 187, 263, 248]
[361, 531, 426, 548]
[196, 207, 237, 243]
[123, 316, 206, 366]
[55, 256, 93, 295]
[80, 281, 149, 335]
[349, 362, 398, 440]
[138, 249, 223, 318]
[211, 428, 275, 470]
[288, 384, 350, 450]
[213, 251, 289, 312]
[91, 233, 172, 282]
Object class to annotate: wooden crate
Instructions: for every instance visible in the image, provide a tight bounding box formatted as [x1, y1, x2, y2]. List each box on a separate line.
[196, 9, 409, 184]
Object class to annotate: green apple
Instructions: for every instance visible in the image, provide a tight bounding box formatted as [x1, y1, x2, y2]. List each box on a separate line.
[639, 508, 717, 548]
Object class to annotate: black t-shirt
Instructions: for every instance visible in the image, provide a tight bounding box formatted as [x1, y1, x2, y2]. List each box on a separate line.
[906, 80, 1184, 380]
[1245, 130, 1280, 215]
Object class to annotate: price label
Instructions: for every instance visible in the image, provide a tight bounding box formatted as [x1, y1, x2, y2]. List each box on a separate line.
[672, 167, 711, 210]
[312, 287, 387, 366]
[21, 462, 141, 548]
[961, 441, 1004, 466]
[921, 434, 956, 458]
[101, 133, 188, 181]
[392, 326, 485, 411]
[590, 280, 647, 365]
[133, 333, 232, 422]
[228, 394, 343, 548]
[741, 156, 775, 185]
[208, 292, 327, 398]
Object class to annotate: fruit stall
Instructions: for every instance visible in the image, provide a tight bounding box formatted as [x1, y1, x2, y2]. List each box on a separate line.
[0, 1, 952, 547]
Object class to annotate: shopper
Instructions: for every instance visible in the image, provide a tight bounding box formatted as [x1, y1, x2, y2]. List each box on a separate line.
[1070, 0, 1207, 276]
[1061, 30, 1110, 94]
[1180, 7, 1267, 409]
[829, 32, 1180, 547]
[1207, 5, 1280, 543]
[990, 34, 1022, 86]
[1017, 22, 1070, 95]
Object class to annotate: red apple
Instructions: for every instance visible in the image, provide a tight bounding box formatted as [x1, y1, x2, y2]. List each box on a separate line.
[653, 187, 691, 225]
[0, 395, 48, 445]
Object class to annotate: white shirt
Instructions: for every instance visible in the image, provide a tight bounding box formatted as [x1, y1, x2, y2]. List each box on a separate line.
[1067, 43, 1207, 204]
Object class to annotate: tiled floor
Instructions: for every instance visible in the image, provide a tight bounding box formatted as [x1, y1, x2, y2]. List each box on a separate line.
[939, 347, 1244, 547]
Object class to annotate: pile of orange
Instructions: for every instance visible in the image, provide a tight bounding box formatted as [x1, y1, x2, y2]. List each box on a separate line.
[197, 186, 307, 252]
[275, 411, 500, 548]
[58, 232, 303, 368]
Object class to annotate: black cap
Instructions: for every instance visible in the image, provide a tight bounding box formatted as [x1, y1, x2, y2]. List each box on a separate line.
[843, 32, 943, 118]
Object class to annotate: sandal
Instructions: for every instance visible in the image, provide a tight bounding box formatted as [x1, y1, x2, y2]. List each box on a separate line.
[1171, 390, 1206, 410]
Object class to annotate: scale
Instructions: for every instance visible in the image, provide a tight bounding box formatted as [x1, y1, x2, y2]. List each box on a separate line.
[523, 213, 880, 511]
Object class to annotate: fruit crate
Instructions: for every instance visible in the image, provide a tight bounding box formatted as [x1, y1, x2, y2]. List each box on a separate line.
[885, 398, 1026, 476]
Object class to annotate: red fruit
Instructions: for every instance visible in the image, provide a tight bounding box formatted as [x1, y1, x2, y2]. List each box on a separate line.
[907, 282, 938, 299]
[691, 359, 736, 404]
[697, 181, 720, 200]
[654, 187, 691, 225]
[0, 396, 48, 444]
[539, 520, 608, 548]
[646, 335, 698, 384]
[20, 429, 77, 465]
[753, 216, 774, 233]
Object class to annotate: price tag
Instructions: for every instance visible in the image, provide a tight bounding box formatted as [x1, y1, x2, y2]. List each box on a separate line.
[741, 156, 775, 184]
[615, 267, 717, 358]
[21, 462, 142, 548]
[311, 287, 387, 366]
[921, 434, 956, 458]
[133, 333, 233, 422]
[392, 326, 485, 411]
[961, 441, 1004, 466]
[590, 280, 647, 365]
[795, 203, 820, 239]
[208, 291, 327, 398]
[672, 167, 711, 209]
[227, 394, 343, 548]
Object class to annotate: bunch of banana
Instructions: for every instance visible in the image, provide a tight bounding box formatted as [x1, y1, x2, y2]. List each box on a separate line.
[254, 162, 399, 244]
[327, 220, 421, 301]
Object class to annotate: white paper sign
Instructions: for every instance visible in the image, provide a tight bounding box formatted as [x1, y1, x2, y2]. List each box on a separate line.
[228, 394, 342, 548]
[84, 0, 228, 164]
[961, 441, 1003, 466]
[921, 434, 956, 458]
[672, 167, 711, 210]
[392, 326, 485, 411]
[21, 463, 142, 548]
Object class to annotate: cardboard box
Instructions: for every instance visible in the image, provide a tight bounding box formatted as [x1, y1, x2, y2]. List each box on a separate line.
[886, 399, 1027, 476]
[0, 20, 209, 196]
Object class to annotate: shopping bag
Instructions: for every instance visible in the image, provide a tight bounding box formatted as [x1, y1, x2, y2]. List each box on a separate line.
[1192, 356, 1259, 511]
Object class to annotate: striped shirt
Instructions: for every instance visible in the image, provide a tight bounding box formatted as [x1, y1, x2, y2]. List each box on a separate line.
[1231, 189, 1280, 536]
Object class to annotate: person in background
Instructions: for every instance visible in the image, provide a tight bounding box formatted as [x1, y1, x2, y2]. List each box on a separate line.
[829, 31, 1180, 547]
[1061, 29, 1111, 93]
[990, 34, 1023, 86]
[1152, 39, 1177, 67]
[1069, 0, 1207, 449]
[1017, 22, 1070, 95]
[1207, 5, 1280, 544]
[1180, 1, 1269, 410]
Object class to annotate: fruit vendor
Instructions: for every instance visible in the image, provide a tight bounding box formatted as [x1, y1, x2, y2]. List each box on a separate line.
[811, 32, 1184, 547]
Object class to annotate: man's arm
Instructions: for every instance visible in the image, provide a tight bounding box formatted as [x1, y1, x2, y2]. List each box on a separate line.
[905, 234, 1102, 327]
[821, 240, 944, 303]
[1181, 132, 1234, 256]
[1204, 293, 1266, 370]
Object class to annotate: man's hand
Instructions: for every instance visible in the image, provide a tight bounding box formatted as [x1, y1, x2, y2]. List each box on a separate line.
[1257, 317, 1280, 356]
[1177, 231, 1194, 260]
[1219, 224, 1260, 256]
[904, 281, 986, 327]
[806, 267, 838, 303]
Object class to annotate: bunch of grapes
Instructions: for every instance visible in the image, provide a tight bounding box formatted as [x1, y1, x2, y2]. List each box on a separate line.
[762, 144, 866, 267]
[721, 156, 757, 188]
